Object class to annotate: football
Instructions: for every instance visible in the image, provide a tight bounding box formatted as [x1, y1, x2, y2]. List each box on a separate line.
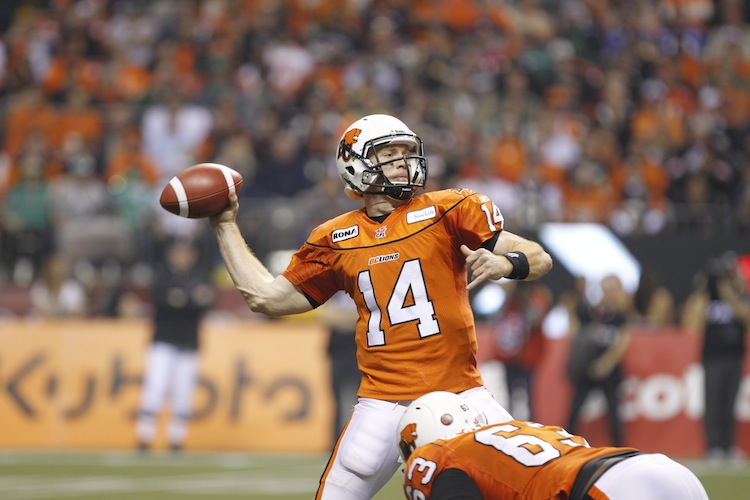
[159, 163, 243, 218]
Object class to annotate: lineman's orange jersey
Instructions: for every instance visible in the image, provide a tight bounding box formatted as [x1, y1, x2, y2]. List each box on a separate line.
[403, 420, 637, 499]
[282, 188, 505, 400]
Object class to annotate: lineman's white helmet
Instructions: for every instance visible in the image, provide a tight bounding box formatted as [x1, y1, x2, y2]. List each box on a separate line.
[335, 114, 427, 201]
[397, 391, 487, 461]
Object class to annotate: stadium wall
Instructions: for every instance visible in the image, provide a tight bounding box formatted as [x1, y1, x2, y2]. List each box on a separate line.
[0, 319, 333, 453]
[1, 319, 749, 458]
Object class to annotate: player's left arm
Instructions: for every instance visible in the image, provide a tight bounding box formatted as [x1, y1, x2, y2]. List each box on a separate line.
[461, 230, 552, 290]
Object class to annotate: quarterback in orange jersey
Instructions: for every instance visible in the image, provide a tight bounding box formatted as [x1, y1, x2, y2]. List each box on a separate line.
[209, 114, 553, 499]
[399, 392, 709, 500]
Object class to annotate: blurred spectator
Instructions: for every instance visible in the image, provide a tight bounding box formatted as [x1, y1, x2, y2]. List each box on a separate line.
[1, 144, 55, 284]
[261, 33, 315, 103]
[682, 252, 750, 463]
[566, 275, 632, 447]
[491, 118, 528, 183]
[141, 86, 213, 184]
[610, 145, 670, 235]
[486, 280, 552, 420]
[52, 87, 104, 151]
[136, 239, 215, 453]
[50, 133, 131, 267]
[250, 128, 312, 198]
[196, 93, 257, 184]
[141, 85, 213, 240]
[563, 156, 618, 223]
[105, 126, 160, 236]
[107, 0, 161, 69]
[632, 266, 676, 327]
[3, 87, 58, 158]
[537, 112, 586, 188]
[29, 252, 87, 318]
[98, 45, 153, 104]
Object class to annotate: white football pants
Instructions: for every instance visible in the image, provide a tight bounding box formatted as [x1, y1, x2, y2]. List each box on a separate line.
[316, 386, 512, 499]
[136, 341, 199, 447]
[595, 453, 709, 499]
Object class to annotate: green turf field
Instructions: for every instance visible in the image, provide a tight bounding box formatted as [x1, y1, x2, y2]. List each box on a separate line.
[0, 451, 747, 499]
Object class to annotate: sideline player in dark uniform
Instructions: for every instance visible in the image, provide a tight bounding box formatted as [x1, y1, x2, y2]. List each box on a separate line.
[136, 239, 215, 452]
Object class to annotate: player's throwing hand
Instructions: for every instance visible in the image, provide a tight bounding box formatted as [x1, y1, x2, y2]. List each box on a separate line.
[461, 245, 512, 290]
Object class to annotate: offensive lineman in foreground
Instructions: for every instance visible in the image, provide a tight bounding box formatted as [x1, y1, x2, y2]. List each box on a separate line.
[398, 391, 709, 500]
[209, 114, 553, 498]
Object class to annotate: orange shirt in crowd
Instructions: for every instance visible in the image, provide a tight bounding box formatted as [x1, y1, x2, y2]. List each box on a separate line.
[4, 96, 58, 157]
[53, 107, 104, 150]
[563, 182, 618, 223]
[492, 135, 527, 183]
[105, 128, 160, 186]
[611, 157, 670, 210]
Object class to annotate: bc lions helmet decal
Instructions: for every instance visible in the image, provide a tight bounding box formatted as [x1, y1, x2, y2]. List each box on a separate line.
[337, 128, 361, 163]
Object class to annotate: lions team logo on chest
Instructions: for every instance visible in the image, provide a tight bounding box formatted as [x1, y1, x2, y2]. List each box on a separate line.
[375, 225, 387, 238]
[331, 225, 359, 243]
[368, 253, 400, 266]
[406, 205, 436, 224]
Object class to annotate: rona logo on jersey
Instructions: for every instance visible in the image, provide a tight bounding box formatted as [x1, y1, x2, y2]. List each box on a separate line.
[332, 225, 359, 243]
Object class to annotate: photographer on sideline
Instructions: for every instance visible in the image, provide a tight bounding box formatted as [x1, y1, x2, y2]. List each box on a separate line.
[683, 252, 750, 462]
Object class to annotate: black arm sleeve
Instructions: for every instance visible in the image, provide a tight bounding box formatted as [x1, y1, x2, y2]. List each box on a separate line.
[430, 468, 483, 500]
[480, 231, 501, 252]
[301, 290, 320, 309]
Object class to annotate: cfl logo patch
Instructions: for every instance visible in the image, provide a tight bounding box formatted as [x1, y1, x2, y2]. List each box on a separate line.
[375, 225, 387, 238]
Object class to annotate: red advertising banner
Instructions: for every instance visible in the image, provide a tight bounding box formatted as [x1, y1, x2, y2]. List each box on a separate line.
[478, 327, 750, 458]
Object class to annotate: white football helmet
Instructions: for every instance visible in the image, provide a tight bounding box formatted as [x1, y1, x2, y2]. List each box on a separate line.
[397, 391, 487, 461]
[336, 114, 427, 201]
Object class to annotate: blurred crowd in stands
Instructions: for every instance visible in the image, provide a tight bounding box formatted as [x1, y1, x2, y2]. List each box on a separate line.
[0, 0, 749, 318]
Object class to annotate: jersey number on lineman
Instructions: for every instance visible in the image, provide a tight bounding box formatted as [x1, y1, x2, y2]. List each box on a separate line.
[474, 423, 588, 467]
[358, 259, 439, 346]
[405, 423, 591, 500]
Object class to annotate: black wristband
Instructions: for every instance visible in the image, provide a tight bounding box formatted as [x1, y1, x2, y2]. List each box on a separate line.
[502, 251, 530, 280]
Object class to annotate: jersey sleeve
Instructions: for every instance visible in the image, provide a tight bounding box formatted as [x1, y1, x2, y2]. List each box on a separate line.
[445, 191, 504, 249]
[281, 243, 340, 306]
[403, 443, 455, 499]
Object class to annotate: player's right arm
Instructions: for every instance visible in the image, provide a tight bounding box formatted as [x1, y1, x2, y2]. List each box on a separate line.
[210, 193, 314, 316]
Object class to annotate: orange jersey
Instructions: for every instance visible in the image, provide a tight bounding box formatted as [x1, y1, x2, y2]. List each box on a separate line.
[282, 188, 505, 400]
[404, 420, 637, 499]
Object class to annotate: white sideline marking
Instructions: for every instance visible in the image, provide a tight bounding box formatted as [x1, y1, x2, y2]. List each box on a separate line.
[0, 452, 327, 498]
[0, 472, 318, 498]
[0, 451, 325, 469]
